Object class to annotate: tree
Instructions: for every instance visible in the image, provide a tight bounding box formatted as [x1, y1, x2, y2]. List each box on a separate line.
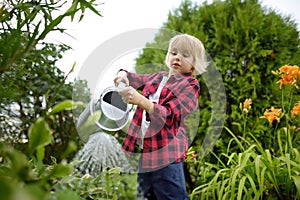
[0, 0, 99, 162]
[0, 0, 101, 74]
[0, 42, 91, 162]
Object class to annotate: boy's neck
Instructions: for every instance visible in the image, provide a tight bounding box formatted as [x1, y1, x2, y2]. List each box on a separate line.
[168, 70, 192, 77]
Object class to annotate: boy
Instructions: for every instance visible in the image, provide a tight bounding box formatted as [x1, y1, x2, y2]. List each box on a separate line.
[114, 34, 208, 199]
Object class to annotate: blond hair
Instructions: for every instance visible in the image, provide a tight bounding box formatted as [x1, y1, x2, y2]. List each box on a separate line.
[165, 34, 209, 75]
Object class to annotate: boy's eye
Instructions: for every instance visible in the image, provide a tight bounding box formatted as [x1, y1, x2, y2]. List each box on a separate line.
[182, 51, 190, 57]
[183, 53, 190, 57]
[170, 50, 190, 58]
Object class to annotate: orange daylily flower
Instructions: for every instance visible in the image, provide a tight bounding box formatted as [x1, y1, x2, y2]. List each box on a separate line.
[243, 98, 252, 113]
[273, 64, 300, 89]
[260, 107, 282, 125]
[240, 98, 252, 113]
[186, 150, 198, 161]
[291, 101, 300, 117]
[190, 153, 198, 160]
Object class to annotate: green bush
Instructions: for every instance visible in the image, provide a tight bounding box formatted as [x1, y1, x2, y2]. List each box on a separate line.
[0, 100, 137, 200]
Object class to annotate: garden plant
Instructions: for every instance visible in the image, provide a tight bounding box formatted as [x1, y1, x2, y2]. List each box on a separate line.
[188, 64, 300, 199]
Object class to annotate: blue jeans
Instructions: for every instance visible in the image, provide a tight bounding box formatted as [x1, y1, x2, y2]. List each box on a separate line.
[137, 162, 190, 200]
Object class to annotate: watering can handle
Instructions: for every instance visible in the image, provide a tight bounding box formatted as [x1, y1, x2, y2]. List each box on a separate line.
[117, 82, 126, 90]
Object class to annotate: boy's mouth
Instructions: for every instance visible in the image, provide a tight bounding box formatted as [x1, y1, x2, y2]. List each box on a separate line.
[172, 63, 180, 67]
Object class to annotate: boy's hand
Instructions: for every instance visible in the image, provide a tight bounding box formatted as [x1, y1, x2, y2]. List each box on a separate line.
[119, 87, 154, 114]
[119, 86, 140, 105]
[114, 70, 129, 87]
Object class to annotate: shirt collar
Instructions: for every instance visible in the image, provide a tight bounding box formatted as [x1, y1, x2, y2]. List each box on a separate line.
[171, 72, 193, 80]
[160, 71, 193, 78]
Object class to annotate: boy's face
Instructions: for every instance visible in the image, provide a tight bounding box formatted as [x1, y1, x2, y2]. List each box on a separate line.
[167, 47, 194, 75]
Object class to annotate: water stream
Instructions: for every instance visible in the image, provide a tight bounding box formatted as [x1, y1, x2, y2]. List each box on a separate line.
[73, 131, 133, 177]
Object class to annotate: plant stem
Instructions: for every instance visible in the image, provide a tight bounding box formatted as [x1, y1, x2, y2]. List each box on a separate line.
[243, 113, 246, 138]
[286, 86, 294, 154]
[287, 86, 294, 112]
[281, 89, 285, 113]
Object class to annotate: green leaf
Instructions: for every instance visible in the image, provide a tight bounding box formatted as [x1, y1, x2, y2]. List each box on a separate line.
[255, 155, 264, 191]
[28, 118, 52, 155]
[77, 110, 101, 143]
[48, 100, 84, 115]
[219, 178, 230, 199]
[237, 176, 246, 200]
[0, 177, 13, 200]
[38, 15, 65, 41]
[65, 0, 79, 21]
[0, 143, 30, 179]
[226, 152, 237, 165]
[285, 153, 291, 179]
[108, 167, 122, 175]
[292, 175, 300, 198]
[23, 21, 41, 52]
[50, 164, 73, 178]
[224, 126, 245, 151]
[79, 0, 102, 17]
[230, 167, 239, 199]
[36, 146, 45, 162]
[61, 141, 78, 158]
[246, 173, 259, 198]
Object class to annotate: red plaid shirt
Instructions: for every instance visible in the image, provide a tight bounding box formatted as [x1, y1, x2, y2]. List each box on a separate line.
[122, 70, 200, 170]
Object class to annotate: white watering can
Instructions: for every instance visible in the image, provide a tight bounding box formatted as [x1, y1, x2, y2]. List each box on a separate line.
[76, 82, 132, 143]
